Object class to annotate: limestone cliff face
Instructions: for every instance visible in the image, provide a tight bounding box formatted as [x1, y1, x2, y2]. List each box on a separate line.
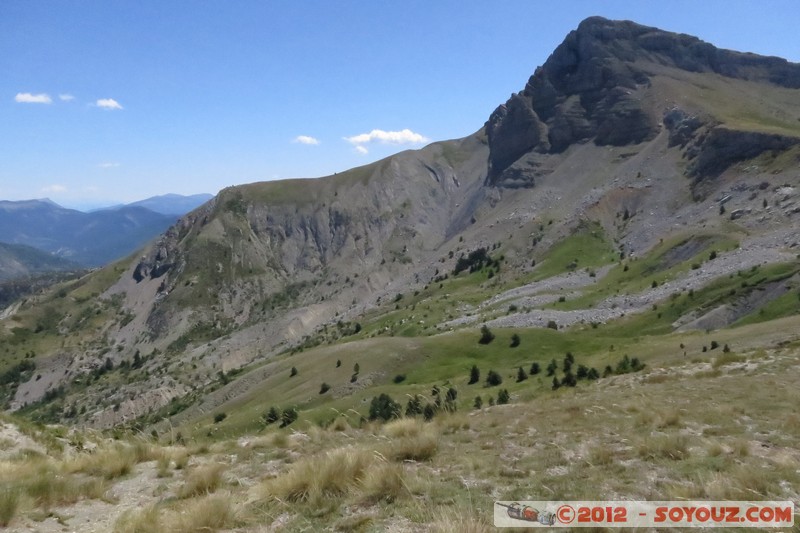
[129, 136, 488, 343]
[485, 17, 800, 187]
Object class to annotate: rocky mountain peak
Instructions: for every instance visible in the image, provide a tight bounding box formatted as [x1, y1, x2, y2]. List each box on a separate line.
[486, 17, 800, 187]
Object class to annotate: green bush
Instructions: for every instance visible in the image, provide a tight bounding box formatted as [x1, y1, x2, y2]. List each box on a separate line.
[478, 325, 495, 345]
[368, 394, 401, 421]
[497, 389, 510, 404]
[280, 407, 298, 427]
[468, 365, 480, 384]
[485, 370, 502, 387]
[264, 407, 280, 424]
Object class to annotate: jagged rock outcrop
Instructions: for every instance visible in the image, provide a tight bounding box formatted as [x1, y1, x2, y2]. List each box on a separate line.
[485, 16, 800, 187]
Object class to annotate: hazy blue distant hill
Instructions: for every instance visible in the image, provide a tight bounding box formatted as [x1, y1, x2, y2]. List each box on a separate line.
[0, 241, 80, 281]
[110, 193, 213, 215]
[0, 199, 177, 266]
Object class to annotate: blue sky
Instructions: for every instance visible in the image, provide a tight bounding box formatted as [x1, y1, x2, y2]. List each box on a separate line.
[2, 1, 798, 210]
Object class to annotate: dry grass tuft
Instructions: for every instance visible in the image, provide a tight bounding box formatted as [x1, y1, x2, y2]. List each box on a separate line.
[705, 440, 725, 457]
[712, 352, 745, 369]
[262, 447, 376, 503]
[113, 505, 162, 533]
[731, 438, 750, 457]
[177, 462, 226, 499]
[382, 418, 425, 438]
[65, 444, 137, 480]
[435, 413, 471, 434]
[655, 409, 682, 429]
[0, 485, 20, 527]
[170, 494, 236, 533]
[155, 451, 171, 478]
[637, 434, 689, 461]
[382, 423, 438, 461]
[782, 413, 800, 436]
[587, 446, 615, 466]
[359, 462, 408, 503]
[328, 416, 351, 432]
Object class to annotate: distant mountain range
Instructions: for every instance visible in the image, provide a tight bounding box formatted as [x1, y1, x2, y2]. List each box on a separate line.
[0, 193, 212, 268]
[95, 193, 214, 216]
[0, 242, 80, 281]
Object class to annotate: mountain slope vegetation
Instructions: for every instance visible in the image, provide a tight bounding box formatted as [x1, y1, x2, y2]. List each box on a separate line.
[1, 17, 800, 531]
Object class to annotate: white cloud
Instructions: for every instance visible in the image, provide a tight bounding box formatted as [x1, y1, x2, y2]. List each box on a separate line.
[97, 162, 120, 168]
[59, 94, 75, 101]
[41, 184, 67, 194]
[354, 145, 369, 155]
[293, 135, 320, 145]
[96, 98, 123, 110]
[344, 128, 429, 146]
[15, 92, 52, 104]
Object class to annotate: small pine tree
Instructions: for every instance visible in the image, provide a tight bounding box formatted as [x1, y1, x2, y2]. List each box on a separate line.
[576, 364, 589, 380]
[290, 366, 298, 377]
[547, 320, 558, 330]
[497, 389, 510, 404]
[485, 370, 502, 387]
[423, 403, 437, 421]
[473, 396, 483, 409]
[603, 365, 613, 377]
[213, 412, 227, 423]
[563, 371, 577, 387]
[468, 365, 480, 384]
[319, 382, 330, 394]
[488, 396, 495, 406]
[368, 394, 401, 421]
[280, 407, 298, 427]
[530, 362, 541, 375]
[405, 395, 423, 417]
[264, 406, 280, 424]
[546, 359, 558, 377]
[350, 373, 358, 383]
[478, 325, 495, 345]
[615, 355, 631, 374]
[353, 362, 360, 373]
[510, 334, 521, 348]
[710, 340, 719, 350]
[516, 366, 528, 382]
[446, 387, 458, 402]
[723, 343, 731, 353]
[336, 359, 341, 368]
[587, 367, 600, 380]
[552, 376, 561, 390]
